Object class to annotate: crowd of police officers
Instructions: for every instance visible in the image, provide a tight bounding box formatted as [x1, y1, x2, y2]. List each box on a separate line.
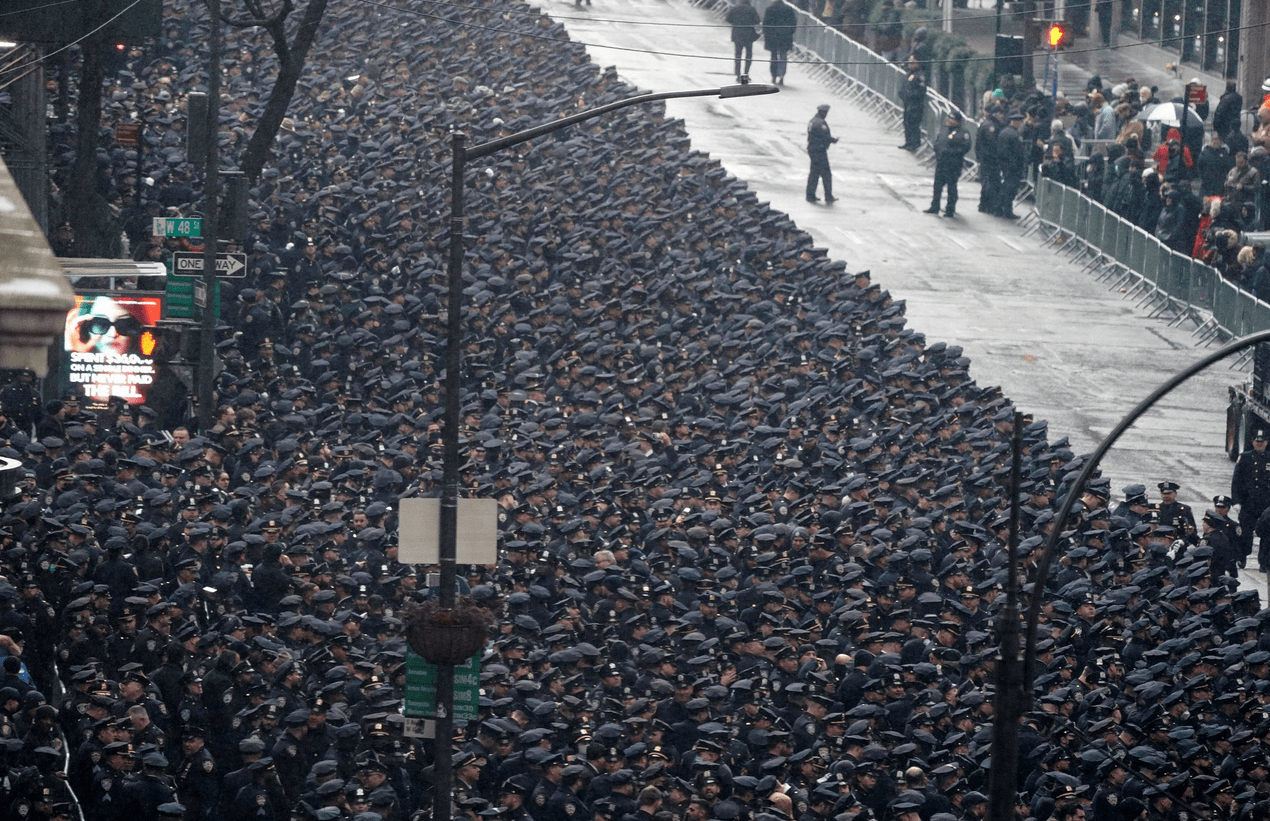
[5, 0, 1270, 820]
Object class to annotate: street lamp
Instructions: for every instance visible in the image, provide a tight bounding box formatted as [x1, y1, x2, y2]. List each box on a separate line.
[986, 328, 1270, 821]
[433, 81, 778, 821]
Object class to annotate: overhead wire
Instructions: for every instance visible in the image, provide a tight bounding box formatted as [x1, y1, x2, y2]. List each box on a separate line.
[354, 0, 1265, 74]
[0, 0, 142, 79]
[0, 0, 78, 17]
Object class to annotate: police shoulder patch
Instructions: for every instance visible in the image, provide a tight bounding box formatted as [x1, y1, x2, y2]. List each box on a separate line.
[91, 751, 101, 763]
[203, 758, 214, 773]
[1107, 795, 1118, 806]
[535, 794, 547, 806]
[565, 804, 576, 816]
[222, 690, 234, 704]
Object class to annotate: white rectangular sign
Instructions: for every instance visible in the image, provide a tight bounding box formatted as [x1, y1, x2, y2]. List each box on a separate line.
[397, 497, 498, 565]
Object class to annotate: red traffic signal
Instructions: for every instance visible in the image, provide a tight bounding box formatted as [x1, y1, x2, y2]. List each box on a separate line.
[1047, 22, 1067, 49]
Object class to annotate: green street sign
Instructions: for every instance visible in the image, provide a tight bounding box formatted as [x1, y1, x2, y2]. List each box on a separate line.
[164, 275, 219, 320]
[405, 650, 480, 722]
[153, 217, 202, 238]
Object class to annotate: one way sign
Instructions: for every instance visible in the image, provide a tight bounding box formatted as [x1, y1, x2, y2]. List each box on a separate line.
[172, 252, 247, 278]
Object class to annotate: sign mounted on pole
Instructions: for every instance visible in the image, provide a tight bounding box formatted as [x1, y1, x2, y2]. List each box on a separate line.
[405, 650, 480, 722]
[172, 251, 246, 277]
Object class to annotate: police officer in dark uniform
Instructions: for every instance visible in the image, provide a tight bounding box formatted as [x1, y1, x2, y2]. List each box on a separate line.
[87, 741, 134, 821]
[806, 105, 838, 204]
[924, 111, 972, 218]
[547, 764, 590, 821]
[500, 775, 537, 821]
[1232, 429, 1270, 566]
[995, 111, 1026, 219]
[1155, 481, 1197, 545]
[174, 726, 218, 821]
[1092, 757, 1127, 821]
[976, 107, 1003, 214]
[898, 57, 926, 151]
[119, 752, 177, 817]
[1211, 496, 1242, 549]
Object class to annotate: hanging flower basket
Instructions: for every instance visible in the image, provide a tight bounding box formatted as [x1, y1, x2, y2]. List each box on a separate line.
[405, 598, 492, 665]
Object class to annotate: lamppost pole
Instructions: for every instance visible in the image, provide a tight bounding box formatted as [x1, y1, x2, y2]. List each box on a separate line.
[987, 412, 1026, 821]
[433, 81, 778, 821]
[987, 329, 1270, 821]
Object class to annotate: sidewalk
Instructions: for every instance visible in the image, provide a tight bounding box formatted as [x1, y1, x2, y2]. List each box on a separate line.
[947, 7, 1228, 103]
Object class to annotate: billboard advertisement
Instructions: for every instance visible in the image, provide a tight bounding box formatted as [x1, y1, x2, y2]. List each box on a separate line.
[63, 293, 163, 407]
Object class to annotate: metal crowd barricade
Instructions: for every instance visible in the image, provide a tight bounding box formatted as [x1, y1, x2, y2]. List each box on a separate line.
[1020, 177, 1051, 235]
[1122, 227, 1151, 300]
[734, 0, 1270, 341]
[1057, 186, 1080, 244]
[785, 5, 974, 158]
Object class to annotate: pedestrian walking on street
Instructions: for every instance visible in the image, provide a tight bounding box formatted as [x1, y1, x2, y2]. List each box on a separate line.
[925, 111, 972, 217]
[762, 0, 796, 85]
[898, 56, 926, 151]
[807, 104, 838, 203]
[726, 0, 762, 81]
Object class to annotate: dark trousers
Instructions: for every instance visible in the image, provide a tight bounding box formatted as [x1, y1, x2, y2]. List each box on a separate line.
[807, 149, 832, 199]
[768, 48, 788, 80]
[903, 108, 923, 148]
[978, 162, 999, 211]
[931, 165, 959, 213]
[997, 171, 1021, 216]
[1240, 506, 1261, 562]
[734, 43, 753, 77]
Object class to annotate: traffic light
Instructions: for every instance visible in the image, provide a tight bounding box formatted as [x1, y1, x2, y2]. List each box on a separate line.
[1047, 22, 1068, 50]
[106, 42, 127, 73]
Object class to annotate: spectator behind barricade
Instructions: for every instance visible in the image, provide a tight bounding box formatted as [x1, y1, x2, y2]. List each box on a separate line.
[1105, 157, 1144, 224]
[1117, 109, 1144, 154]
[1198, 133, 1235, 198]
[1153, 129, 1193, 183]
[1213, 79, 1243, 140]
[1193, 197, 1219, 257]
[1156, 185, 1193, 253]
[1251, 146, 1270, 231]
[1238, 245, 1270, 302]
[1079, 154, 1105, 201]
[1200, 226, 1242, 275]
[1224, 151, 1260, 211]
[1067, 104, 1096, 145]
[1139, 171, 1164, 231]
[1039, 144, 1077, 188]
[1093, 94, 1117, 139]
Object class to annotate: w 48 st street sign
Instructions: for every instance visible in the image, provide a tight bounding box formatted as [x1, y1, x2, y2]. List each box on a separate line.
[172, 252, 246, 278]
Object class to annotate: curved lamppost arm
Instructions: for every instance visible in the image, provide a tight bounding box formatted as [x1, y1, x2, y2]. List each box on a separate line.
[1022, 329, 1270, 696]
[986, 329, 1270, 821]
[433, 81, 778, 821]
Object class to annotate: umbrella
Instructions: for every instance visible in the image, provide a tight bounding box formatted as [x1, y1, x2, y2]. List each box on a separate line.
[1136, 101, 1204, 128]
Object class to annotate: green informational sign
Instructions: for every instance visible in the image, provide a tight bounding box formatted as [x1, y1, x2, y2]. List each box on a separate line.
[164, 276, 219, 320]
[405, 650, 481, 722]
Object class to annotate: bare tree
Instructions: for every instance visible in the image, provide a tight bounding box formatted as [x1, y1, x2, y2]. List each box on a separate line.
[219, 0, 330, 183]
[66, 5, 118, 257]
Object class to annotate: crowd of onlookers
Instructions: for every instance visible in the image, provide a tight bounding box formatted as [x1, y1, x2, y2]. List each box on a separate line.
[6, 0, 1270, 820]
[1003, 75, 1270, 299]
